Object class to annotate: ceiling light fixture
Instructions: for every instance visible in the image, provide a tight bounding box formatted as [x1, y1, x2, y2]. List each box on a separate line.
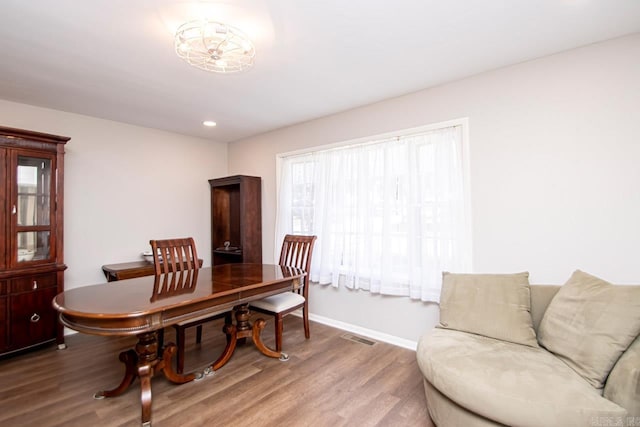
[203, 120, 217, 127]
[175, 20, 255, 73]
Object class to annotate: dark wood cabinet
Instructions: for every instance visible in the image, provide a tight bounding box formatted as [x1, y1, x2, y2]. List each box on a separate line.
[10, 286, 57, 349]
[0, 293, 6, 350]
[0, 126, 68, 356]
[209, 175, 262, 265]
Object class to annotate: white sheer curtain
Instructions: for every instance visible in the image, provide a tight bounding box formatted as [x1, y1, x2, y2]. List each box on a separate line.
[275, 125, 471, 302]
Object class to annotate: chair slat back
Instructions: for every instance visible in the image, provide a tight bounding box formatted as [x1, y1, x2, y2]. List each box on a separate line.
[278, 235, 317, 298]
[149, 237, 200, 276]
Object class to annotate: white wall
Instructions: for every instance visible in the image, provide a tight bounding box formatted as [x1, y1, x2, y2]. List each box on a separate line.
[0, 100, 228, 290]
[228, 33, 640, 346]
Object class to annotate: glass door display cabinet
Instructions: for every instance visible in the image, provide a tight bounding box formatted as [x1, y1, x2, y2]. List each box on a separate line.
[0, 126, 69, 356]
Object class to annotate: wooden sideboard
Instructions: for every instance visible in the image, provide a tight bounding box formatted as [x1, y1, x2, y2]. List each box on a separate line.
[102, 259, 204, 282]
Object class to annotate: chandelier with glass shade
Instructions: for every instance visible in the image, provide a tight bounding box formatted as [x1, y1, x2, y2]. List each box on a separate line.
[174, 20, 255, 73]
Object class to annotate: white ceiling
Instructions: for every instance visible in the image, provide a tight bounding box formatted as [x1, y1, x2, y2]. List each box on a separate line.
[1, 1, 639, 143]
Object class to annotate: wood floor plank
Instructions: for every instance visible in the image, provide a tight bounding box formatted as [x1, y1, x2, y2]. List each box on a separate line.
[0, 316, 433, 426]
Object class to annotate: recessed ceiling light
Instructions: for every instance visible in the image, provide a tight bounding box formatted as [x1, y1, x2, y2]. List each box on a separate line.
[203, 121, 217, 127]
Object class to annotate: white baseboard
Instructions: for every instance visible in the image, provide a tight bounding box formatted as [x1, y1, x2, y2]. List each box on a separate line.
[304, 312, 417, 351]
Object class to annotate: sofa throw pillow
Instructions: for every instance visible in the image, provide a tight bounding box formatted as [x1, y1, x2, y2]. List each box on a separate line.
[538, 270, 640, 390]
[438, 272, 538, 347]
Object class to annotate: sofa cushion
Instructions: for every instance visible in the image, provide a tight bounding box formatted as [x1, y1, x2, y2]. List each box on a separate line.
[538, 270, 640, 389]
[417, 329, 627, 427]
[438, 272, 538, 347]
[529, 285, 560, 332]
[604, 335, 640, 417]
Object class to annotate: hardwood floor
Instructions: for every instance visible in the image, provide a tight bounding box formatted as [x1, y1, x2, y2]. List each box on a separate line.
[0, 316, 433, 427]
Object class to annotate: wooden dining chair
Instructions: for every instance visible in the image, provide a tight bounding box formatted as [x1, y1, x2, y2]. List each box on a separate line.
[150, 237, 199, 276]
[149, 237, 229, 373]
[250, 234, 317, 352]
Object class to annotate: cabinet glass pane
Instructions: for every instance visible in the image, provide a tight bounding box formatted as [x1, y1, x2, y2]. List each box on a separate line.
[17, 231, 50, 262]
[17, 156, 51, 226]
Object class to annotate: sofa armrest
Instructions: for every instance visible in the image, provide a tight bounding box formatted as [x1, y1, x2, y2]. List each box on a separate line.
[604, 335, 640, 417]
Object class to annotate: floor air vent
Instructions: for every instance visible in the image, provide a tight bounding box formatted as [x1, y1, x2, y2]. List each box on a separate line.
[341, 333, 377, 346]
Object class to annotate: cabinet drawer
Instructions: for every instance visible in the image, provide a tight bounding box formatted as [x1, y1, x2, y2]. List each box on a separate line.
[10, 273, 57, 293]
[9, 287, 57, 349]
[0, 297, 6, 352]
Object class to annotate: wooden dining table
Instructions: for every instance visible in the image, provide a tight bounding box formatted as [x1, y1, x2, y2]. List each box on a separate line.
[52, 263, 305, 427]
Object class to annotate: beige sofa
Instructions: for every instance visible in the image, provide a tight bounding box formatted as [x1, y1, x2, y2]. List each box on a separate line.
[416, 274, 640, 427]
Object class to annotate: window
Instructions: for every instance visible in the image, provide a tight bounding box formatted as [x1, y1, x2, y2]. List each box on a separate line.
[275, 120, 471, 302]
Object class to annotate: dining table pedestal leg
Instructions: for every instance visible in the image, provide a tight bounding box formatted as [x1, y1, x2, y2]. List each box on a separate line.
[252, 318, 288, 360]
[209, 304, 288, 373]
[94, 331, 196, 426]
[235, 304, 252, 345]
